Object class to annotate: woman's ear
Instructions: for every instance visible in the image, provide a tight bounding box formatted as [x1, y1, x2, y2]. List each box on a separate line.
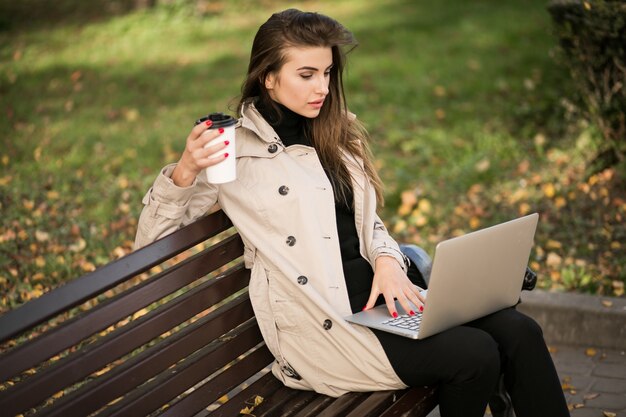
[265, 72, 275, 91]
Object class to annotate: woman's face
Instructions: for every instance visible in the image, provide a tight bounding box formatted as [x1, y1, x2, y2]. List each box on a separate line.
[265, 46, 333, 118]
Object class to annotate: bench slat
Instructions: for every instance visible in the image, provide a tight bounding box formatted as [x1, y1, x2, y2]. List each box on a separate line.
[289, 393, 337, 417]
[36, 291, 255, 417]
[0, 211, 233, 343]
[343, 391, 400, 417]
[0, 232, 243, 382]
[0, 264, 250, 417]
[104, 322, 271, 417]
[205, 371, 282, 417]
[379, 386, 438, 417]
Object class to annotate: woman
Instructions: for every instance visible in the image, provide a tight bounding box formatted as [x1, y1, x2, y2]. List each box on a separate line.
[135, 9, 569, 417]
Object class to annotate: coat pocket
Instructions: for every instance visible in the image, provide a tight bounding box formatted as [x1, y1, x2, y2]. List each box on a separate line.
[267, 270, 302, 334]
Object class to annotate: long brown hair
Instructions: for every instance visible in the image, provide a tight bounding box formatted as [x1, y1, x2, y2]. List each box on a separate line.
[237, 9, 384, 206]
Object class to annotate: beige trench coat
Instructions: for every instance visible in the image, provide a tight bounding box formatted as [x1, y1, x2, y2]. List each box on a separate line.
[135, 102, 408, 396]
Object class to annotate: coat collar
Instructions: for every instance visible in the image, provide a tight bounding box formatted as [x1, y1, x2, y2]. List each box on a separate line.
[239, 100, 281, 144]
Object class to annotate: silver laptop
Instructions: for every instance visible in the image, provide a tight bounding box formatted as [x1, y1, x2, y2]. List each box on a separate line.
[345, 213, 539, 339]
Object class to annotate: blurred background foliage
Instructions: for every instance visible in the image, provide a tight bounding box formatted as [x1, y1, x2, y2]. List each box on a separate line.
[1, 0, 624, 313]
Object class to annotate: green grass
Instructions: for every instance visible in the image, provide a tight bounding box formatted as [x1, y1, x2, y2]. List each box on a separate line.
[1, 0, 624, 312]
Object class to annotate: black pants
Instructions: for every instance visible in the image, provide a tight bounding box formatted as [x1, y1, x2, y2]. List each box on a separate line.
[372, 265, 570, 417]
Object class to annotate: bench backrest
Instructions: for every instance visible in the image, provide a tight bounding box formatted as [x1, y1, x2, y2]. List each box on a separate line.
[0, 210, 274, 417]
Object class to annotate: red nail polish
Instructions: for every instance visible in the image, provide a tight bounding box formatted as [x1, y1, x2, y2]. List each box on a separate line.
[409, 310, 415, 316]
[224, 140, 230, 146]
[205, 120, 212, 127]
[362, 306, 367, 311]
[419, 306, 424, 312]
[224, 153, 229, 158]
[392, 312, 398, 318]
[218, 128, 224, 134]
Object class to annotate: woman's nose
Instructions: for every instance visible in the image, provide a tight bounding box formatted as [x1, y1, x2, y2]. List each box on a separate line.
[317, 76, 329, 94]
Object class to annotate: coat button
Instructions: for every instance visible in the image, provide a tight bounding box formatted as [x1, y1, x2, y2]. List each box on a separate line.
[286, 236, 296, 246]
[268, 143, 279, 153]
[278, 185, 289, 195]
[323, 319, 333, 330]
[297, 276, 308, 285]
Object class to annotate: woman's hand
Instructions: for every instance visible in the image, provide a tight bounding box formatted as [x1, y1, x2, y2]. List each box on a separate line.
[171, 120, 230, 187]
[364, 256, 426, 318]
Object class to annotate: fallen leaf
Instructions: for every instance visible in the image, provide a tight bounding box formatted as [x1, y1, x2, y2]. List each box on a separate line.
[69, 238, 87, 252]
[35, 230, 50, 242]
[585, 348, 597, 357]
[475, 158, 490, 173]
[546, 239, 563, 249]
[601, 300, 613, 308]
[542, 183, 556, 198]
[603, 412, 617, 417]
[546, 252, 563, 267]
[584, 393, 600, 400]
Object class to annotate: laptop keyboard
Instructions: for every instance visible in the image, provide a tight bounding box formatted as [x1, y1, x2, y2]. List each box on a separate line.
[382, 312, 423, 331]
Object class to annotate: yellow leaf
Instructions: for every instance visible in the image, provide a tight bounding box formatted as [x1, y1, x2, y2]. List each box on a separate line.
[47, 191, 60, 200]
[584, 393, 600, 400]
[81, 261, 96, 272]
[435, 108, 446, 120]
[35, 230, 50, 242]
[118, 176, 129, 189]
[542, 183, 556, 198]
[124, 108, 140, 122]
[133, 308, 149, 320]
[601, 300, 613, 308]
[585, 348, 597, 357]
[417, 199, 432, 214]
[23, 199, 35, 210]
[554, 196, 567, 209]
[519, 203, 531, 215]
[35, 256, 46, 267]
[1, 155, 8, 165]
[475, 158, 490, 173]
[240, 406, 253, 415]
[0, 175, 12, 186]
[546, 239, 562, 249]
[546, 252, 562, 267]
[549, 270, 561, 281]
[433, 85, 446, 97]
[610, 241, 621, 250]
[69, 238, 87, 252]
[603, 412, 617, 417]
[94, 366, 111, 376]
[393, 220, 407, 234]
[469, 217, 481, 229]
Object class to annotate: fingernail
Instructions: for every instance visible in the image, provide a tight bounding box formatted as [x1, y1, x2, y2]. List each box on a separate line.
[409, 310, 415, 316]
[224, 153, 229, 158]
[392, 312, 398, 318]
[362, 306, 367, 311]
[205, 120, 212, 127]
[419, 306, 424, 312]
[224, 140, 230, 146]
[218, 127, 224, 134]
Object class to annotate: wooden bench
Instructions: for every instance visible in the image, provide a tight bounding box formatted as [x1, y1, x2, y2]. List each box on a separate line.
[0, 210, 438, 417]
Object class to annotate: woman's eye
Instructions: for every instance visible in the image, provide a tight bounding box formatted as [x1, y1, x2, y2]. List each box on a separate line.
[300, 74, 313, 79]
[324, 71, 331, 77]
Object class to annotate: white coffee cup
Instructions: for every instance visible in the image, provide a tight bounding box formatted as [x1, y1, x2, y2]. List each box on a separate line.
[196, 113, 237, 184]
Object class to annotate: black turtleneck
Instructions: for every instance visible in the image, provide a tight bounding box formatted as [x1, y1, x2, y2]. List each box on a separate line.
[256, 99, 375, 313]
[256, 100, 311, 147]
